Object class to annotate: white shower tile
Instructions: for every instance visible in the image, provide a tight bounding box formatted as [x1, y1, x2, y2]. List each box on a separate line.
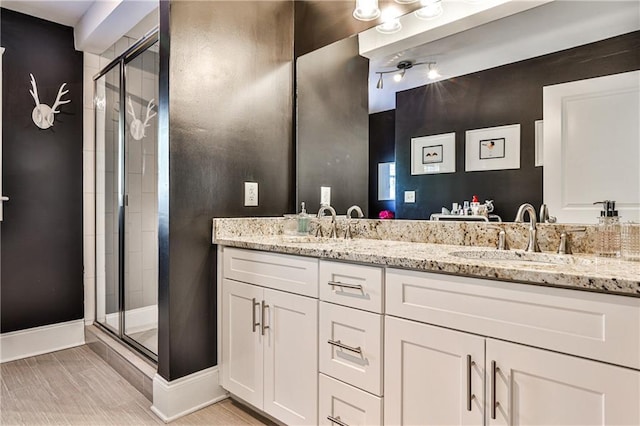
[141, 231, 156, 270]
[84, 52, 100, 69]
[142, 270, 157, 306]
[83, 151, 95, 194]
[83, 107, 95, 152]
[127, 251, 143, 292]
[83, 234, 96, 278]
[141, 193, 157, 232]
[127, 139, 142, 173]
[141, 155, 156, 192]
[84, 275, 95, 324]
[127, 290, 144, 311]
[127, 212, 142, 243]
[83, 193, 96, 237]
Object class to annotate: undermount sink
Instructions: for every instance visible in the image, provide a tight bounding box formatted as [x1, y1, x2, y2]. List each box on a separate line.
[448, 250, 589, 266]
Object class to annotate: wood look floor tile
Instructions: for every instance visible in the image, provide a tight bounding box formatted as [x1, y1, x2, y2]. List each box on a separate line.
[1, 346, 268, 426]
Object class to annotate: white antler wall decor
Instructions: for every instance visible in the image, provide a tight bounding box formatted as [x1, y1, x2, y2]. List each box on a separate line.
[127, 96, 156, 141]
[29, 74, 70, 129]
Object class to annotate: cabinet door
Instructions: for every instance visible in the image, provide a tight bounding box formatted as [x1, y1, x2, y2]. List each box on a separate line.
[487, 339, 640, 426]
[263, 288, 318, 425]
[221, 279, 264, 409]
[385, 317, 485, 426]
[319, 373, 382, 426]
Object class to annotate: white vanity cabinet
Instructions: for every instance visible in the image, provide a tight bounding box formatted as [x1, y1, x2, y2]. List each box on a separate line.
[220, 248, 319, 426]
[385, 268, 640, 426]
[318, 260, 385, 426]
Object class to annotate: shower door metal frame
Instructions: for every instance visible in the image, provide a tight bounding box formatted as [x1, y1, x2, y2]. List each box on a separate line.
[94, 29, 159, 363]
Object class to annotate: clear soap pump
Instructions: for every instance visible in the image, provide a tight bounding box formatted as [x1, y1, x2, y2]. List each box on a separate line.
[297, 202, 309, 235]
[593, 200, 621, 257]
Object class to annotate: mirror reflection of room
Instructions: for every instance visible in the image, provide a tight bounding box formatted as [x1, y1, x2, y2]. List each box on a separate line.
[297, 0, 640, 223]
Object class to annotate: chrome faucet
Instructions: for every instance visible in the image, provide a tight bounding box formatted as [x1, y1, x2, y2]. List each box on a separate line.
[539, 204, 557, 224]
[486, 225, 508, 250]
[514, 203, 541, 252]
[344, 205, 364, 239]
[316, 204, 338, 238]
[557, 226, 586, 255]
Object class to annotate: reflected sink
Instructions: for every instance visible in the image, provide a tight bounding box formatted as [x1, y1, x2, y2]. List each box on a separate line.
[448, 250, 587, 266]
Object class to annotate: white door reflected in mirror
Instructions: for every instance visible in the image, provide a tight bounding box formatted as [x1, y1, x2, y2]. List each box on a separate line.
[378, 162, 396, 201]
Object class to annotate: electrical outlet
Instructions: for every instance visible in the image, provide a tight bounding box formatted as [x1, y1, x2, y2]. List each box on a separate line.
[244, 182, 258, 206]
[321, 186, 331, 206]
[404, 191, 416, 203]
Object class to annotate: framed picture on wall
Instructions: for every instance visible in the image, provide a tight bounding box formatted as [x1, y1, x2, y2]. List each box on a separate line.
[422, 144, 443, 164]
[465, 124, 520, 172]
[411, 133, 455, 175]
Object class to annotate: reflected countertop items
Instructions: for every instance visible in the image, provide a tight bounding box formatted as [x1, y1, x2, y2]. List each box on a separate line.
[212, 217, 640, 297]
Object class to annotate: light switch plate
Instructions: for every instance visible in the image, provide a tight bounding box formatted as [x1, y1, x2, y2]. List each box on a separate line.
[244, 182, 258, 206]
[321, 186, 331, 206]
[404, 191, 416, 203]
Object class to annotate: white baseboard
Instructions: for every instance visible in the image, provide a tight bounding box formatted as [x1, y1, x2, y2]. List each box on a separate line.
[151, 366, 227, 423]
[0, 319, 85, 363]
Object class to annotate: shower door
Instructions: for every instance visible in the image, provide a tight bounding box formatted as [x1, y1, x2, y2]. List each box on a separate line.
[122, 41, 159, 356]
[95, 32, 159, 360]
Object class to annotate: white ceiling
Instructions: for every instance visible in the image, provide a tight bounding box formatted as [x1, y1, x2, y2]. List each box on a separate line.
[1, 0, 158, 54]
[1, 0, 94, 27]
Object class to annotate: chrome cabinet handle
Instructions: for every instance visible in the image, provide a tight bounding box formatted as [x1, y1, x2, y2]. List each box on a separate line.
[251, 298, 260, 333]
[327, 281, 363, 291]
[327, 339, 362, 355]
[0, 196, 8, 201]
[491, 360, 499, 420]
[467, 355, 475, 411]
[261, 300, 269, 336]
[327, 415, 349, 426]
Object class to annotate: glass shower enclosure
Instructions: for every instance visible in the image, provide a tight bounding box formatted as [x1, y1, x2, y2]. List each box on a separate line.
[94, 31, 159, 360]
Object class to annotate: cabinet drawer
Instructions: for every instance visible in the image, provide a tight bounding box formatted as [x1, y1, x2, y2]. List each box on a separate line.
[223, 247, 319, 298]
[319, 373, 382, 426]
[319, 261, 384, 313]
[386, 268, 640, 370]
[319, 302, 383, 395]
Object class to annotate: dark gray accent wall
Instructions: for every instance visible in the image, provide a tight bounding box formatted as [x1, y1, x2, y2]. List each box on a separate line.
[0, 9, 84, 332]
[159, 0, 294, 381]
[297, 36, 369, 216]
[369, 110, 395, 218]
[395, 31, 640, 220]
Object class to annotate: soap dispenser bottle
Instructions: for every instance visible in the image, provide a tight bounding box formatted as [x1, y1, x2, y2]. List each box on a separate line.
[593, 200, 621, 257]
[297, 202, 309, 235]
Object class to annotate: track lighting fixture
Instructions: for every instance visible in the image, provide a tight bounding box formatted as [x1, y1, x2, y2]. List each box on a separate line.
[374, 60, 440, 89]
[353, 0, 381, 21]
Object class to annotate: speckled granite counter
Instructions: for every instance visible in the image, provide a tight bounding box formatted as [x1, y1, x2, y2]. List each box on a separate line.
[212, 218, 640, 297]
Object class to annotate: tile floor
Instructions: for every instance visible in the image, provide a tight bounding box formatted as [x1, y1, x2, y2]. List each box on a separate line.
[0, 345, 270, 425]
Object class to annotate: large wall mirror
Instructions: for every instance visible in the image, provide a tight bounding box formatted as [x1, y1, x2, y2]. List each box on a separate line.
[296, 0, 640, 223]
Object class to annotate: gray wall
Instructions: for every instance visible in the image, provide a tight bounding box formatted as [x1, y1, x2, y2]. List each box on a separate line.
[159, 0, 294, 381]
[1, 9, 83, 333]
[297, 36, 369, 215]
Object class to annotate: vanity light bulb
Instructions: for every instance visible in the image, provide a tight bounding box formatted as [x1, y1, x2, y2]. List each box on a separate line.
[353, 0, 381, 21]
[428, 68, 441, 80]
[415, 0, 443, 20]
[393, 72, 404, 82]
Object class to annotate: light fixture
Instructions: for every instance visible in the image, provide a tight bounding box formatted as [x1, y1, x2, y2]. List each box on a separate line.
[394, 0, 420, 4]
[376, 8, 402, 34]
[415, 0, 443, 20]
[353, 0, 381, 21]
[427, 63, 441, 80]
[374, 60, 439, 89]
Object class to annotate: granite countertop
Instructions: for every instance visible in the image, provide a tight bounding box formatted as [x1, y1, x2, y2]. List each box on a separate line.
[214, 234, 640, 297]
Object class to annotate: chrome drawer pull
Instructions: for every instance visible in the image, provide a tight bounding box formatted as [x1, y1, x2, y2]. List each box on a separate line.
[491, 360, 499, 420]
[261, 300, 269, 336]
[327, 415, 349, 426]
[328, 281, 363, 291]
[467, 354, 475, 411]
[327, 339, 362, 355]
[251, 298, 260, 333]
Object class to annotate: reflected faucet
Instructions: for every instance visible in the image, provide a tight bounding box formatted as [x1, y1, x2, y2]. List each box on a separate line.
[316, 204, 338, 238]
[514, 203, 541, 252]
[539, 204, 557, 224]
[345, 205, 364, 239]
